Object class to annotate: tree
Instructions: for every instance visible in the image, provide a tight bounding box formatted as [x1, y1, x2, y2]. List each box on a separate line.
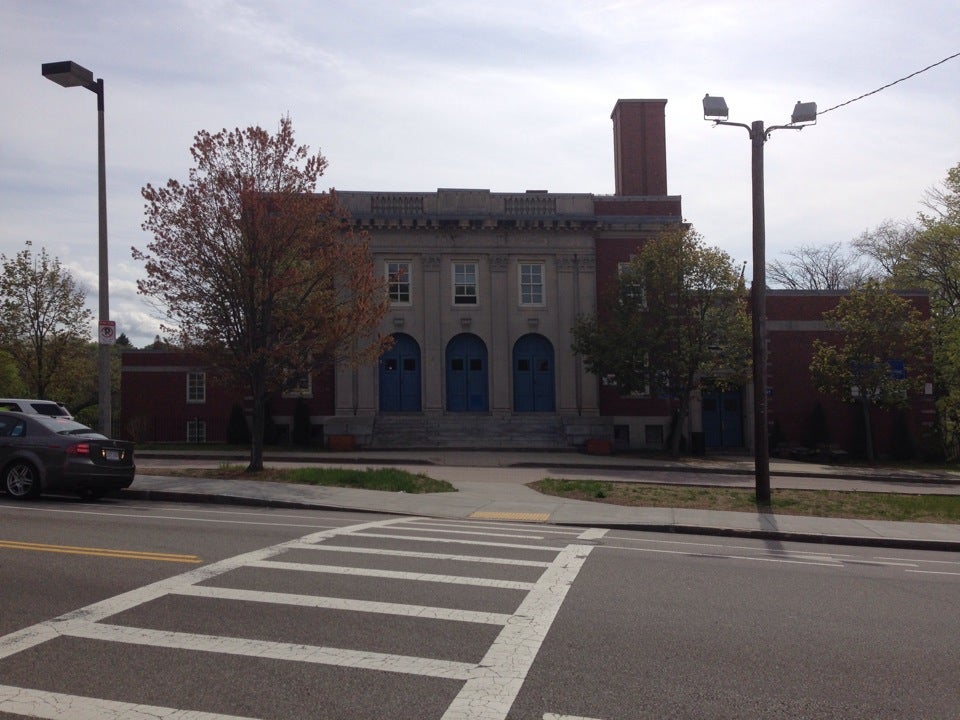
[768, 241, 875, 290]
[852, 163, 960, 454]
[0, 350, 27, 397]
[572, 226, 751, 456]
[809, 282, 930, 463]
[919, 162, 960, 227]
[135, 117, 389, 471]
[0, 243, 94, 399]
[851, 219, 920, 282]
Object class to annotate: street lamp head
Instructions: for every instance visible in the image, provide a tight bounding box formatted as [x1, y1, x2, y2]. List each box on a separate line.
[42, 60, 95, 90]
[703, 94, 729, 121]
[791, 101, 817, 125]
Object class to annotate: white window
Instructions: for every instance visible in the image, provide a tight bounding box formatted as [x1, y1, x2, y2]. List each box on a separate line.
[453, 262, 478, 305]
[187, 420, 206, 443]
[187, 372, 206, 403]
[387, 261, 411, 304]
[618, 261, 646, 307]
[601, 356, 650, 398]
[282, 373, 313, 398]
[519, 262, 544, 305]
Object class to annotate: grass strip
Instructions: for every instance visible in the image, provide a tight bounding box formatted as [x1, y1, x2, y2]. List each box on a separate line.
[285, 467, 455, 493]
[531, 478, 960, 524]
[149, 465, 456, 494]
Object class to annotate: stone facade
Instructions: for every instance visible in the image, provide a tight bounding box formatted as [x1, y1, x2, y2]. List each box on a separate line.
[325, 190, 603, 444]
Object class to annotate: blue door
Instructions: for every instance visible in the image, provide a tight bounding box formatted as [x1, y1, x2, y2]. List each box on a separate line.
[702, 388, 743, 448]
[445, 334, 488, 412]
[379, 333, 421, 412]
[513, 334, 555, 412]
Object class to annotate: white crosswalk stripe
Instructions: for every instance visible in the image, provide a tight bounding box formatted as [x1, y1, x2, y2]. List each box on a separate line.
[175, 584, 513, 624]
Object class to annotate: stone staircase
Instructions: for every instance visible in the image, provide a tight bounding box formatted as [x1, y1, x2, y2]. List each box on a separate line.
[369, 414, 572, 450]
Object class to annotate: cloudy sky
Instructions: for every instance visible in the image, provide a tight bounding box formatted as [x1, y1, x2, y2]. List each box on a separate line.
[2, 0, 958, 347]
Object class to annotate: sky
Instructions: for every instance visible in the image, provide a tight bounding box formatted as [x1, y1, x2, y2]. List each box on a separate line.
[2, 0, 959, 347]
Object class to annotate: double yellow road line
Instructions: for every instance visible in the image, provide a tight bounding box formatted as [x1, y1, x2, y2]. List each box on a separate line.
[0, 540, 201, 564]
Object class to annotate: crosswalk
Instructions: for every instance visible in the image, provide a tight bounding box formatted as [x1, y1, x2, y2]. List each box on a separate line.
[0, 517, 604, 720]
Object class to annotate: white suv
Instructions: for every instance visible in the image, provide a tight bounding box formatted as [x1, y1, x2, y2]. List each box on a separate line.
[0, 399, 73, 419]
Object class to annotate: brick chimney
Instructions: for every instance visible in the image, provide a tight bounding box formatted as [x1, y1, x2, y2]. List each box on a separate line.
[611, 99, 668, 196]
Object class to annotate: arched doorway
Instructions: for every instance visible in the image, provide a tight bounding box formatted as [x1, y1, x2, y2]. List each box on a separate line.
[379, 333, 422, 412]
[445, 333, 488, 412]
[513, 334, 555, 412]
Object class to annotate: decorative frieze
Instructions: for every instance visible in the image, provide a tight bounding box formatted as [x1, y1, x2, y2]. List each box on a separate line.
[504, 195, 557, 216]
[370, 194, 424, 215]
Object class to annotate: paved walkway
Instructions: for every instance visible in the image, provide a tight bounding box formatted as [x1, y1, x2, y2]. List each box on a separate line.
[128, 449, 960, 551]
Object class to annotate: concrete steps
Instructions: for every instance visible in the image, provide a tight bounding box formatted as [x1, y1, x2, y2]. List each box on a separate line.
[370, 414, 570, 450]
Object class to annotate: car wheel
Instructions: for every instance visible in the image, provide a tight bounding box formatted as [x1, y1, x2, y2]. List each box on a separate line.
[4, 461, 40, 499]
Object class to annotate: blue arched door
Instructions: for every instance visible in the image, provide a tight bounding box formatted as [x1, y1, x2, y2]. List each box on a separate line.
[445, 333, 488, 412]
[513, 334, 555, 412]
[379, 333, 422, 412]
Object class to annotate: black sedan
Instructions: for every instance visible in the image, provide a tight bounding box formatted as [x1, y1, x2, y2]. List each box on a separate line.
[0, 412, 135, 500]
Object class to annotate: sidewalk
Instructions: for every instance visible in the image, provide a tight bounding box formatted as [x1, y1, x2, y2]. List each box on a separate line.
[127, 449, 960, 551]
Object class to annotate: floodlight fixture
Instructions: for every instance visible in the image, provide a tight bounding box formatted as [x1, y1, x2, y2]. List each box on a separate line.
[791, 101, 818, 125]
[702, 94, 729, 121]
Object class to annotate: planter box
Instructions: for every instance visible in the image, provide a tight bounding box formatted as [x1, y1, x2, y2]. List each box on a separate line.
[584, 438, 613, 455]
[327, 434, 356, 452]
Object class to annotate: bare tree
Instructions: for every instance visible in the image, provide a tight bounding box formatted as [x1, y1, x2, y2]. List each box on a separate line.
[768, 242, 874, 290]
[851, 219, 919, 280]
[919, 162, 960, 225]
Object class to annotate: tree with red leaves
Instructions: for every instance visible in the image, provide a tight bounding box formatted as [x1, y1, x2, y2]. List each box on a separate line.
[135, 117, 389, 470]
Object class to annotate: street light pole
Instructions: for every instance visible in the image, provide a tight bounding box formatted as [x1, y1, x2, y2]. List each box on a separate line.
[749, 119, 770, 504]
[703, 95, 817, 505]
[42, 61, 112, 436]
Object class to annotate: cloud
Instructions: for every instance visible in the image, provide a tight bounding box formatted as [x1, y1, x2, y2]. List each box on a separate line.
[2, 0, 958, 347]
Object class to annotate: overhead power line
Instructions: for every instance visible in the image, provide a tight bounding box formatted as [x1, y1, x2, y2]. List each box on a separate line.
[818, 50, 960, 116]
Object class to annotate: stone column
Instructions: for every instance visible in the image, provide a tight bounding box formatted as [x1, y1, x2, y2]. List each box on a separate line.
[421, 254, 443, 414]
[489, 254, 510, 416]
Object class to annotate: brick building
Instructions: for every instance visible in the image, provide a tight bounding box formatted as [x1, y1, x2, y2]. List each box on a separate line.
[120, 99, 933, 458]
[766, 290, 935, 459]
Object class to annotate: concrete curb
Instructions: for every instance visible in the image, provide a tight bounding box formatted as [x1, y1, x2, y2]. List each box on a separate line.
[119, 488, 960, 552]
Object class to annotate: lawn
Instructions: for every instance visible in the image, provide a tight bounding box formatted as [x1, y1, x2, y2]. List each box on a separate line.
[531, 478, 960, 524]
[143, 464, 960, 523]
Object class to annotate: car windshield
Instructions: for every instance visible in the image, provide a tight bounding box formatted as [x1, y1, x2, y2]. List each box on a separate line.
[31, 416, 106, 438]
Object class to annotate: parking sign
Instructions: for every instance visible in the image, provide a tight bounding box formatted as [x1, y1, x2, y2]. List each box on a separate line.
[98, 320, 116, 345]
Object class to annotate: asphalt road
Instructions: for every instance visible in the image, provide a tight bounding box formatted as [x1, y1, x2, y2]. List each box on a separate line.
[1, 495, 958, 719]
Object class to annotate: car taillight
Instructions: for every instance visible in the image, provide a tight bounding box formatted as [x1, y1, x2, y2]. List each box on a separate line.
[66, 443, 91, 456]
